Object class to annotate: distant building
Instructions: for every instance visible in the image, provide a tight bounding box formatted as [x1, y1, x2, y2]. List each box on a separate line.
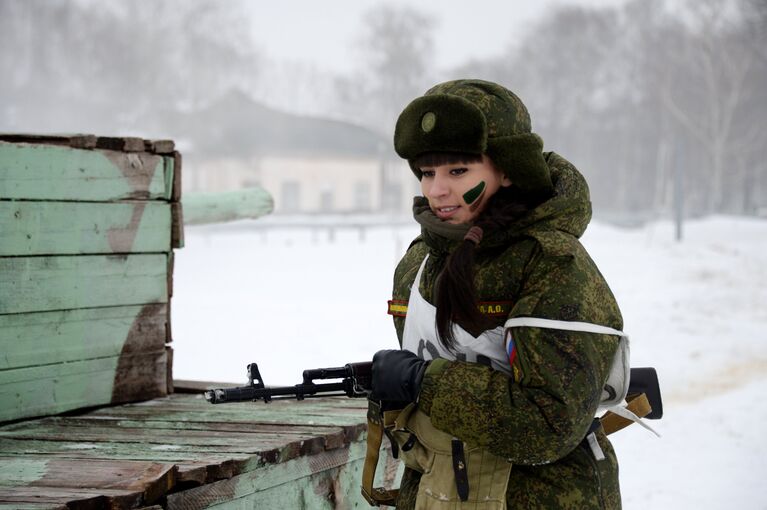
[166, 90, 417, 215]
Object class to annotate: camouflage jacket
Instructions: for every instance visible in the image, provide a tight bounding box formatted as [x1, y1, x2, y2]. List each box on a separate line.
[391, 153, 622, 509]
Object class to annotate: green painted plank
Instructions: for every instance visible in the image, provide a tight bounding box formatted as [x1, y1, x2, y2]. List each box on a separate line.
[0, 351, 167, 423]
[0, 304, 167, 371]
[0, 254, 168, 315]
[183, 188, 273, 225]
[124, 395, 369, 417]
[0, 438, 272, 464]
[0, 142, 172, 201]
[86, 405, 368, 428]
[0, 201, 171, 256]
[0, 425, 332, 450]
[26, 417, 346, 439]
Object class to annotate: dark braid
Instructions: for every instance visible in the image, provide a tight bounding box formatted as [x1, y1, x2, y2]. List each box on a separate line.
[435, 186, 543, 350]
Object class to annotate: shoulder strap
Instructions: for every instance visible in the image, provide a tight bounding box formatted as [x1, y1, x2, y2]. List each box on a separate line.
[361, 400, 400, 507]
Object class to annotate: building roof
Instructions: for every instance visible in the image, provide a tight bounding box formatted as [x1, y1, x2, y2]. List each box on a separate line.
[166, 90, 387, 159]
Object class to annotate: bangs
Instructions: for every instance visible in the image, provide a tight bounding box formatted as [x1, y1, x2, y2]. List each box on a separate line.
[412, 151, 483, 169]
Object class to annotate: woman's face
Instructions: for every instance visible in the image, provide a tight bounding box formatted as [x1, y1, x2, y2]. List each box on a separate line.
[420, 155, 511, 224]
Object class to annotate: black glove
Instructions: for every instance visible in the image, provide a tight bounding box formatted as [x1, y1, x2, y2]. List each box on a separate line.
[370, 349, 429, 402]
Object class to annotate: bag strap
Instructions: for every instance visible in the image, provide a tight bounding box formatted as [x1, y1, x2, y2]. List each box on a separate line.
[505, 317, 660, 437]
[504, 317, 626, 338]
[361, 400, 400, 507]
[504, 316, 631, 408]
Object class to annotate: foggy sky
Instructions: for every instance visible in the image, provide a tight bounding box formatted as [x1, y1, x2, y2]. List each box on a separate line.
[246, 0, 632, 74]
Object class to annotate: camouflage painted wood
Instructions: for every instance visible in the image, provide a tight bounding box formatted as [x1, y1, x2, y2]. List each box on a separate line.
[0, 254, 168, 314]
[0, 201, 171, 256]
[0, 304, 167, 370]
[21, 417, 349, 451]
[84, 401, 370, 428]
[0, 142, 173, 201]
[0, 394, 398, 509]
[0, 424, 338, 451]
[0, 350, 168, 422]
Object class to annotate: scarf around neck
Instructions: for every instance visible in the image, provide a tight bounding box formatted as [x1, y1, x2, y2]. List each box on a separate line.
[412, 197, 471, 255]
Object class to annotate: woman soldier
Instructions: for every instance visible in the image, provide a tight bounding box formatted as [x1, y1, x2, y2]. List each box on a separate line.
[370, 79, 625, 509]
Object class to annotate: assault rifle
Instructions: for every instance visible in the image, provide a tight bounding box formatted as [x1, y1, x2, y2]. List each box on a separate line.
[203, 362, 663, 419]
[204, 362, 373, 404]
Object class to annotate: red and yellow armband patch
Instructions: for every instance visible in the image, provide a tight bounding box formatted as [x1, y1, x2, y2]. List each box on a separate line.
[387, 299, 513, 318]
[387, 300, 408, 317]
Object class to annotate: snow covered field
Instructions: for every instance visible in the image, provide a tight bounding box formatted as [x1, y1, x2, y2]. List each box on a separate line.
[173, 215, 767, 509]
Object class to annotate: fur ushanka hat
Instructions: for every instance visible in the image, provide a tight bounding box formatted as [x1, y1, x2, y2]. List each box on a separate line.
[394, 79, 553, 196]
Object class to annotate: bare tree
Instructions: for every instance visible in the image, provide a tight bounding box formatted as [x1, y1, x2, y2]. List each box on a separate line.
[658, 0, 759, 212]
[352, 5, 436, 134]
[0, 0, 262, 133]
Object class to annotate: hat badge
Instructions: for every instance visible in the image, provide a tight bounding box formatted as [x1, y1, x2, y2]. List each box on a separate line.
[421, 112, 436, 133]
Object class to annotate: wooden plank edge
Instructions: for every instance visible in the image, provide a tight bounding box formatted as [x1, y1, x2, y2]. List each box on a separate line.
[171, 202, 184, 249]
[0, 486, 139, 510]
[166, 346, 174, 395]
[144, 140, 175, 154]
[167, 251, 174, 299]
[0, 134, 97, 149]
[95, 137, 145, 152]
[171, 151, 182, 202]
[0, 134, 179, 156]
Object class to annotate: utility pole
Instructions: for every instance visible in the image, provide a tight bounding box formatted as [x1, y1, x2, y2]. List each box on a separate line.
[673, 138, 685, 242]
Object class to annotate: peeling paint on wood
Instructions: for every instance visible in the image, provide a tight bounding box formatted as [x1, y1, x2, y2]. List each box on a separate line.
[0, 350, 167, 422]
[0, 304, 167, 370]
[0, 142, 172, 201]
[0, 254, 168, 315]
[0, 395, 399, 509]
[0, 135, 181, 425]
[0, 201, 171, 256]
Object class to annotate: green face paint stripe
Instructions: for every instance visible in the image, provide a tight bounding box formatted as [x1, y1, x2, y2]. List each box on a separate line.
[469, 188, 487, 212]
[463, 181, 486, 205]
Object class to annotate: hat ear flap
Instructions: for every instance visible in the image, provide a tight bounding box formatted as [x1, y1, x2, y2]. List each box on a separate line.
[487, 133, 553, 196]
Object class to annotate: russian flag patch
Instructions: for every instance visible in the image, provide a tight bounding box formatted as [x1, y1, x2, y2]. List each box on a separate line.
[505, 329, 517, 366]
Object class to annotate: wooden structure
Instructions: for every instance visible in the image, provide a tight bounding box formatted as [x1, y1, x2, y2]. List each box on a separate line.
[0, 134, 182, 423]
[0, 135, 394, 508]
[0, 392, 395, 509]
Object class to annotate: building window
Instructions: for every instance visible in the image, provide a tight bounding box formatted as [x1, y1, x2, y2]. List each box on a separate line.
[281, 181, 300, 213]
[382, 183, 402, 212]
[320, 188, 334, 212]
[354, 181, 371, 212]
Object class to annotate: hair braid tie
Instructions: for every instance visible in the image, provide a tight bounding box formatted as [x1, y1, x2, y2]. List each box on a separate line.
[464, 226, 483, 245]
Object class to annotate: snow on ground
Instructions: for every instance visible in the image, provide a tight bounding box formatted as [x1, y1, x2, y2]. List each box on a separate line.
[173, 215, 767, 509]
